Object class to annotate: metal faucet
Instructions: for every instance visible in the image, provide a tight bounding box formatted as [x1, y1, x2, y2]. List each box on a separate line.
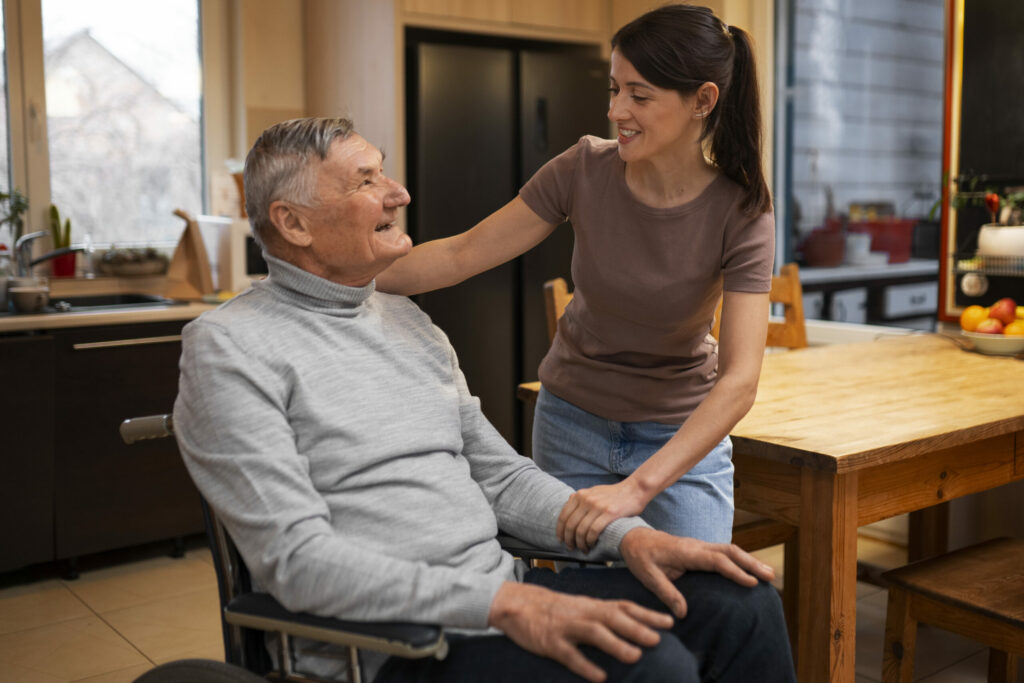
[14, 230, 83, 276]
[14, 231, 48, 276]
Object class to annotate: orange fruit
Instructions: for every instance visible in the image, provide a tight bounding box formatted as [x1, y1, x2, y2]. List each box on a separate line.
[1005, 320, 1024, 336]
[959, 305, 989, 331]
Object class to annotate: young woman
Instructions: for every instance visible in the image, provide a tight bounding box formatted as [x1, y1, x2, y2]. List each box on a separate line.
[377, 4, 774, 552]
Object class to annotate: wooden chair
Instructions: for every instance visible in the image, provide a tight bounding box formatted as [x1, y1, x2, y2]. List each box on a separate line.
[515, 265, 809, 552]
[881, 537, 1024, 683]
[711, 262, 808, 349]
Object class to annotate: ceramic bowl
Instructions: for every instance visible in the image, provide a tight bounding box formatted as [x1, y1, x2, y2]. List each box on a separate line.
[962, 331, 1024, 356]
[9, 285, 50, 313]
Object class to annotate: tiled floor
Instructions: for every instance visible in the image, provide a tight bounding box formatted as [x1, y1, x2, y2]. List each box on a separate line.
[0, 543, 221, 683]
[0, 537, 1018, 682]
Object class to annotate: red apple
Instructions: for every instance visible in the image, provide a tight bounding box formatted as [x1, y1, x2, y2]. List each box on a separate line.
[988, 297, 1018, 325]
[975, 317, 1005, 334]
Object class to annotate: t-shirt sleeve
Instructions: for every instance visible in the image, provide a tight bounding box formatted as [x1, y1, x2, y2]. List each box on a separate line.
[722, 210, 776, 293]
[518, 137, 588, 225]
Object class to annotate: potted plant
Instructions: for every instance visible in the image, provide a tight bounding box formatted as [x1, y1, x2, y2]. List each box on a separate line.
[48, 204, 76, 277]
[952, 177, 1024, 258]
[0, 189, 29, 245]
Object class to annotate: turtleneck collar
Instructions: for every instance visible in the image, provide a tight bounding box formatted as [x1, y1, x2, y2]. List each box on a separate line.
[256, 253, 376, 312]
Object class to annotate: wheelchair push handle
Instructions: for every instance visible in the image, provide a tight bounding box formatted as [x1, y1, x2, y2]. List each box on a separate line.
[120, 414, 175, 444]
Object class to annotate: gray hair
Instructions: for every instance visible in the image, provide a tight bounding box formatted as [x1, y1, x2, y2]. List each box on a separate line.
[243, 117, 355, 246]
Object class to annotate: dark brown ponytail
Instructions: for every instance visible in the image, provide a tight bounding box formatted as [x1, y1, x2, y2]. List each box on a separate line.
[612, 5, 772, 216]
[713, 24, 771, 215]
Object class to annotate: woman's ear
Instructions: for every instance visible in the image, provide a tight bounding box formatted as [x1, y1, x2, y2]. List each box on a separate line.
[695, 81, 720, 117]
[268, 200, 313, 247]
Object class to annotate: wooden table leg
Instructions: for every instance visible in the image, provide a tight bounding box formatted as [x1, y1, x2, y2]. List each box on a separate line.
[907, 502, 949, 562]
[797, 469, 859, 683]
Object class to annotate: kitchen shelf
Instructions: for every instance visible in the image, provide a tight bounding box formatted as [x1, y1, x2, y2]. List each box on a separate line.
[953, 254, 1024, 278]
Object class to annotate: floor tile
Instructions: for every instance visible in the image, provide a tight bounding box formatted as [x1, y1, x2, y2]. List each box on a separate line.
[0, 616, 149, 682]
[857, 536, 908, 569]
[64, 556, 216, 614]
[915, 650, 990, 682]
[100, 588, 222, 665]
[0, 580, 92, 636]
[911, 625, 988, 681]
[71, 663, 154, 683]
[918, 649, 1024, 682]
[0, 661, 65, 683]
[855, 583, 890, 681]
[185, 546, 213, 567]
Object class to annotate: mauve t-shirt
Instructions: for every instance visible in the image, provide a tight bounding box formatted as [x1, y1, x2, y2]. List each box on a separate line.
[520, 136, 775, 424]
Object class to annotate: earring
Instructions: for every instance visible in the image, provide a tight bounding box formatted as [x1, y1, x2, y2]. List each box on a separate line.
[695, 111, 707, 119]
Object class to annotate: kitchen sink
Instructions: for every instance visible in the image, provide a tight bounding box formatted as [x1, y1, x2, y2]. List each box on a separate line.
[47, 293, 185, 312]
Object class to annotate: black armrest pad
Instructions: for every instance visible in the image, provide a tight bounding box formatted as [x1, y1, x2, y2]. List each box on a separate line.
[226, 593, 443, 650]
[497, 533, 602, 564]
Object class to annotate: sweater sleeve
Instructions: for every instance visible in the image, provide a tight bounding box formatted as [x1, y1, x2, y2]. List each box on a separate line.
[174, 319, 505, 629]
[444, 343, 650, 561]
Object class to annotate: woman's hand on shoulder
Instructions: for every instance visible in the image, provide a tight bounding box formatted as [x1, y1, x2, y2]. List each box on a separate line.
[376, 196, 557, 295]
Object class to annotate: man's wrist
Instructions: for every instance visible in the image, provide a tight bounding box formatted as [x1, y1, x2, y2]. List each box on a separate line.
[488, 581, 526, 627]
[619, 526, 657, 557]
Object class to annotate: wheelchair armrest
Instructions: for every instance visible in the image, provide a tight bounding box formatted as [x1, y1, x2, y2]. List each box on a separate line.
[497, 533, 606, 565]
[224, 592, 447, 659]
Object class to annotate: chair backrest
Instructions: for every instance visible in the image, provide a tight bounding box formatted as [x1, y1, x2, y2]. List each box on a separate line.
[711, 262, 807, 349]
[542, 263, 808, 350]
[543, 277, 572, 342]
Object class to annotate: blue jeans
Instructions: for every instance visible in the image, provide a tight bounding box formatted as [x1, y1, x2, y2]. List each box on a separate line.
[532, 387, 735, 543]
[374, 567, 796, 683]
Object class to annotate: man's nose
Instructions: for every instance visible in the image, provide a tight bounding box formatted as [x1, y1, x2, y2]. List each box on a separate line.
[384, 177, 411, 207]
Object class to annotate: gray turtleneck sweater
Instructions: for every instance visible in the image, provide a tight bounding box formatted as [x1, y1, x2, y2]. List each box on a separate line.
[174, 255, 646, 637]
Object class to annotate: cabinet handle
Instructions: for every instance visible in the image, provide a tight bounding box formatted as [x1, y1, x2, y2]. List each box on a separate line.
[72, 334, 182, 351]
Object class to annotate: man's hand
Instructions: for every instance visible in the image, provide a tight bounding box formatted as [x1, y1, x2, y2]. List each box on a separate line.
[620, 527, 776, 618]
[488, 581, 673, 683]
[557, 478, 649, 553]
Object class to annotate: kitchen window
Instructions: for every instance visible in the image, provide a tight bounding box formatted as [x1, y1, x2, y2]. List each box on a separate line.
[0, 13, 10, 198]
[3, 0, 203, 248]
[775, 0, 946, 328]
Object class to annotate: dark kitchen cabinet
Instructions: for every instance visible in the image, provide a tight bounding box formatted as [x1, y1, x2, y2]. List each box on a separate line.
[0, 334, 55, 572]
[407, 35, 609, 450]
[52, 321, 204, 561]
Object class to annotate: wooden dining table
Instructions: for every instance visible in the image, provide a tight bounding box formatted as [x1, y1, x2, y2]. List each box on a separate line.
[730, 332, 1024, 683]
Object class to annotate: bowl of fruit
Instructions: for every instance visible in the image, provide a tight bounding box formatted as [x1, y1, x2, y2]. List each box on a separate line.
[959, 297, 1024, 356]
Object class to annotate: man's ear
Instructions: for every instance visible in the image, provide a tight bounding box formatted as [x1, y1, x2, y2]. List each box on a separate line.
[268, 200, 313, 248]
[695, 81, 720, 116]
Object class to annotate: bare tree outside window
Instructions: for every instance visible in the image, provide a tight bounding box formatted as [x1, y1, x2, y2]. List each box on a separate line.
[43, 0, 202, 246]
[0, 16, 11, 207]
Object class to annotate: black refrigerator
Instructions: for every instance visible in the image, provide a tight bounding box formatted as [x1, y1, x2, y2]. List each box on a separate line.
[406, 36, 609, 450]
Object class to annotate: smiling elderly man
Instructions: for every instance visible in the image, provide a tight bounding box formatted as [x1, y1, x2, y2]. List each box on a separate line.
[173, 117, 796, 683]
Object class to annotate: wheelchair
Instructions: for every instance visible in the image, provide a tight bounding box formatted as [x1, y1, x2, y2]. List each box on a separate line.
[121, 414, 575, 683]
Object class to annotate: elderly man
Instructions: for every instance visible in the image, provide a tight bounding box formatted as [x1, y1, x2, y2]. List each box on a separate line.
[174, 117, 795, 683]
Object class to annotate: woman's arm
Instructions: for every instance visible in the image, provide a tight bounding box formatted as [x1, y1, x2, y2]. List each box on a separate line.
[377, 196, 559, 295]
[557, 290, 770, 551]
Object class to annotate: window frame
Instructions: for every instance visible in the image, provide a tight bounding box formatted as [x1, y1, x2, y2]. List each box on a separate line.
[2, 0, 233, 248]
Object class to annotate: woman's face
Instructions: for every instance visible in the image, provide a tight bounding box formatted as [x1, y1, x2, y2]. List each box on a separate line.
[607, 49, 704, 165]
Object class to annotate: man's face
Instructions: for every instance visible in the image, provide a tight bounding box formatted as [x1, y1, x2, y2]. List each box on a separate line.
[294, 134, 412, 286]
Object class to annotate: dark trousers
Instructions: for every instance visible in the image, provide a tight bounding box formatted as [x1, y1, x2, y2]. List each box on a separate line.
[374, 567, 796, 683]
